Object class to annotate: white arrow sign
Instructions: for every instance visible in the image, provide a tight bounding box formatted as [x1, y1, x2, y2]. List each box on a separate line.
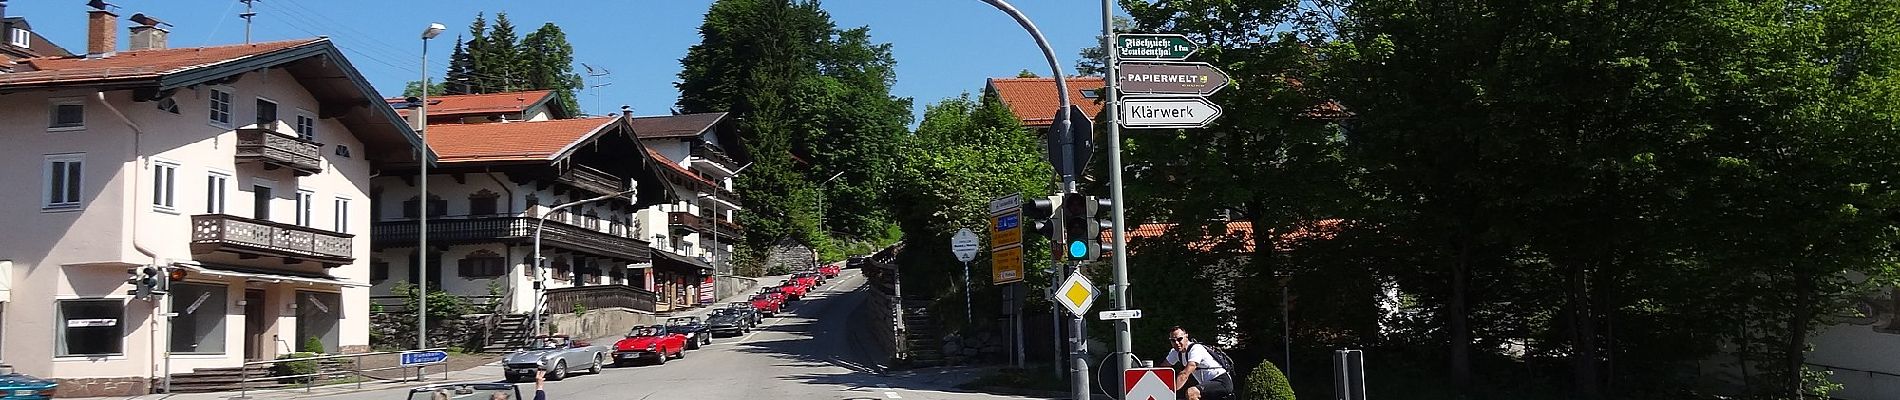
[1121, 97, 1223, 129]
[1099, 309, 1143, 320]
[951, 228, 980, 263]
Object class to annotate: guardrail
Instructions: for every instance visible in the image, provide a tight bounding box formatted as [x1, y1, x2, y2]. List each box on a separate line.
[233, 348, 453, 399]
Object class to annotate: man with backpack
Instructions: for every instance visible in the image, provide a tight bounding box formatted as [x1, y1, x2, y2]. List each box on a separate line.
[1165, 326, 1234, 400]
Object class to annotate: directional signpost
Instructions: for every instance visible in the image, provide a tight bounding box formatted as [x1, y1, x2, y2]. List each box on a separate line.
[1116, 34, 1198, 61]
[1118, 62, 1231, 96]
[1122, 97, 1224, 129]
[400, 350, 448, 367]
[989, 194, 1024, 285]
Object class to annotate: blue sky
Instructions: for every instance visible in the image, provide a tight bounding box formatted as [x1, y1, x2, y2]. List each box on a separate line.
[12, 1, 1122, 123]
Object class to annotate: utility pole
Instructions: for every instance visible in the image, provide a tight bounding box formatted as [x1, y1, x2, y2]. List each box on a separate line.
[976, 1, 1087, 399]
[238, 0, 257, 45]
[1102, 0, 1137, 385]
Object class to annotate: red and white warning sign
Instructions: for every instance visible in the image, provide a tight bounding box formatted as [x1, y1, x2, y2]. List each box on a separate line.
[1124, 367, 1177, 400]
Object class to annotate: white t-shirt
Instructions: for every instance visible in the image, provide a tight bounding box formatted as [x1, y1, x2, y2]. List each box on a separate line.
[1166, 343, 1227, 384]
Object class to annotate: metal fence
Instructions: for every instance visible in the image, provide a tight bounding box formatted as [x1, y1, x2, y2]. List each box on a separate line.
[232, 348, 454, 399]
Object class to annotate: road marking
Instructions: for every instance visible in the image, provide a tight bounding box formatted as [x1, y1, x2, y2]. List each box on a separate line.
[883, 392, 903, 399]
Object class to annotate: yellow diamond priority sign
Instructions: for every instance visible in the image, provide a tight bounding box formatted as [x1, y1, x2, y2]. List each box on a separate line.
[1055, 273, 1097, 317]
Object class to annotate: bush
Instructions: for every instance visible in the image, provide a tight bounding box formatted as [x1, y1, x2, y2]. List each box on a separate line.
[1243, 362, 1295, 400]
[302, 336, 326, 354]
[273, 352, 320, 383]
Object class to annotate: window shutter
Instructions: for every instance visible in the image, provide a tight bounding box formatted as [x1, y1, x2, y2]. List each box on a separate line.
[458, 258, 472, 277]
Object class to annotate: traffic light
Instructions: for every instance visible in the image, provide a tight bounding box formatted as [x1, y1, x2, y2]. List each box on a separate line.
[126, 266, 170, 300]
[1025, 195, 1061, 239]
[1061, 194, 1114, 262]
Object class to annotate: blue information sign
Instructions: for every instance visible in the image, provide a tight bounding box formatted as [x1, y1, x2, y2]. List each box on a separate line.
[400, 350, 449, 367]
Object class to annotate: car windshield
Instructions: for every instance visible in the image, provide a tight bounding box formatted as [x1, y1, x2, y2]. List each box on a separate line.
[628, 327, 658, 337]
[527, 338, 567, 350]
[668, 318, 695, 326]
[408, 385, 517, 400]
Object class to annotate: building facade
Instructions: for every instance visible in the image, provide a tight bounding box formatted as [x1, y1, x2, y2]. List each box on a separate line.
[628, 112, 747, 284]
[0, 6, 420, 396]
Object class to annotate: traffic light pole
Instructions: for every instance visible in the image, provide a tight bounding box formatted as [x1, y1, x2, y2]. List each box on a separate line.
[1101, 0, 1137, 385]
[977, 2, 1087, 399]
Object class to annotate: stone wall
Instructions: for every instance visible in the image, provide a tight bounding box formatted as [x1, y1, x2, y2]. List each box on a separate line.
[547, 307, 660, 343]
[715, 275, 757, 302]
[764, 241, 817, 273]
[53, 377, 146, 398]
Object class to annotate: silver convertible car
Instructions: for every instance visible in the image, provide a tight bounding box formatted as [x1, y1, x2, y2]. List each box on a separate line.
[501, 335, 608, 382]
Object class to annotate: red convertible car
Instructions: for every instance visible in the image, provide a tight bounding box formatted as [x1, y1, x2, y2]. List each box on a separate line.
[777, 282, 808, 301]
[611, 325, 686, 366]
[750, 294, 783, 317]
[819, 264, 841, 278]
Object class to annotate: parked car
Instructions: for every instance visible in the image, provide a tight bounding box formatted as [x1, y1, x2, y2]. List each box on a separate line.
[750, 294, 783, 317]
[726, 301, 763, 324]
[611, 325, 686, 366]
[847, 256, 868, 269]
[794, 273, 820, 288]
[407, 383, 518, 400]
[776, 282, 807, 301]
[799, 271, 825, 286]
[819, 264, 841, 278]
[705, 308, 755, 336]
[502, 335, 608, 382]
[0, 365, 55, 399]
[666, 316, 713, 349]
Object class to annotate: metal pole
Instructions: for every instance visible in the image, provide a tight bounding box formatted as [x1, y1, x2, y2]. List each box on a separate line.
[963, 260, 973, 326]
[1283, 280, 1291, 376]
[416, 33, 431, 351]
[1101, 0, 1136, 387]
[980, 0, 1086, 396]
[1013, 282, 1024, 368]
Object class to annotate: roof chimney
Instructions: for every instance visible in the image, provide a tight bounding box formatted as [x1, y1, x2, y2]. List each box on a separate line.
[85, 1, 116, 58]
[620, 105, 631, 119]
[127, 13, 168, 51]
[404, 97, 424, 130]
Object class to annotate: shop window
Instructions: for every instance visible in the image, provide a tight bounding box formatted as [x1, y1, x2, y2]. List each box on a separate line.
[169, 283, 228, 354]
[57, 299, 123, 356]
[294, 291, 341, 353]
[469, 190, 500, 216]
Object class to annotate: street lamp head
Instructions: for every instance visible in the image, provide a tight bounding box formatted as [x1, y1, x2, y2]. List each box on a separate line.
[422, 23, 446, 40]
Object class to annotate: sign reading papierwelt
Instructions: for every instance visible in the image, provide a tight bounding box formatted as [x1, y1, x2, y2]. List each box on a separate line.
[1116, 33, 1228, 130]
[990, 194, 1024, 285]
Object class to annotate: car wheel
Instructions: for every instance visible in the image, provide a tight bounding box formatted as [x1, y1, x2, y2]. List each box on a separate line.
[550, 361, 568, 381]
[589, 354, 603, 374]
[675, 345, 686, 359]
[687, 335, 700, 350]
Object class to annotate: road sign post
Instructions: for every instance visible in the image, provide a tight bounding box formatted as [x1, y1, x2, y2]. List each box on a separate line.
[1116, 34, 1198, 60]
[1117, 62, 1232, 96]
[1124, 367, 1177, 400]
[952, 228, 979, 325]
[1121, 97, 1224, 129]
[400, 350, 448, 367]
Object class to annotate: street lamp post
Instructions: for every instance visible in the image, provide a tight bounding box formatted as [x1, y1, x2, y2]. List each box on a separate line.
[817, 171, 844, 236]
[532, 187, 638, 336]
[415, 22, 444, 352]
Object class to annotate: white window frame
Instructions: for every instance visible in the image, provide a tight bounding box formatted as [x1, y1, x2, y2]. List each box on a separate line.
[47, 97, 84, 132]
[333, 197, 350, 233]
[205, 171, 230, 214]
[55, 298, 126, 358]
[252, 178, 277, 222]
[294, 110, 317, 142]
[208, 87, 234, 129]
[294, 190, 315, 227]
[151, 160, 178, 213]
[43, 153, 83, 211]
[9, 28, 28, 48]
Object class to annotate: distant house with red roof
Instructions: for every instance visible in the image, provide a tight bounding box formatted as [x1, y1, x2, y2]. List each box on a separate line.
[0, 3, 426, 393]
[626, 112, 748, 275]
[386, 89, 573, 125]
[985, 76, 1107, 131]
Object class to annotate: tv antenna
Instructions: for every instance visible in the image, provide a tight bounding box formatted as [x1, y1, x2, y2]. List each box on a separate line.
[583, 62, 613, 116]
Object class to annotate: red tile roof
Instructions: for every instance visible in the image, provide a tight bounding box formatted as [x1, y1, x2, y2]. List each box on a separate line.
[0, 38, 323, 86]
[425, 117, 617, 163]
[1114, 219, 1343, 254]
[986, 76, 1107, 127]
[389, 90, 554, 118]
[644, 147, 719, 187]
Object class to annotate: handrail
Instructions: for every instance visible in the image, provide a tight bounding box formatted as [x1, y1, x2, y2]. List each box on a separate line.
[235, 348, 452, 398]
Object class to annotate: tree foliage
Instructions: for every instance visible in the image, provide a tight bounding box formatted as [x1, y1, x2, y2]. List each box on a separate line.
[438, 12, 580, 113]
[677, 0, 910, 252]
[1115, 0, 1900, 398]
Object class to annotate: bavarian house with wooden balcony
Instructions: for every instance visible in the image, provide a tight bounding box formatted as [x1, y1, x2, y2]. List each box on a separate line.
[0, 7, 423, 393]
[368, 108, 698, 337]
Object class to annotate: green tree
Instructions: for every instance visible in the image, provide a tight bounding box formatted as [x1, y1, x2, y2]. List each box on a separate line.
[809, 27, 911, 239]
[479, 12, 525, 92]
[451, 14, 489, 94]
[402, 80, 445, 97]
[443, 35, 477, 94]
[1073, 16, 1130, 76]
[521, 23, 582, 114]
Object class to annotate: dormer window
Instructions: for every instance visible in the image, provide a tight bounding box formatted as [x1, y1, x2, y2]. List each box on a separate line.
[10, 28, 28, 48]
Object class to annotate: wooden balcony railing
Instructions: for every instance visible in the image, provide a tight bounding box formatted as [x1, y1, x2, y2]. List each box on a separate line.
[558, 165, 625, 196]
[372, 217, 648, 261]
[544, 285, 658, 313]
[190, 214, 354, 265]
[235, 125, 322, 176]
[668, 211, 706, 233]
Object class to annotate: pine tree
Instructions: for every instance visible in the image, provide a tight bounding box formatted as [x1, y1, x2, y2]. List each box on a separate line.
[482, 12, 524, 92]
[443, 35, 476, 95]
[521, 23, 581, 115]
[458, 13, 489, 93]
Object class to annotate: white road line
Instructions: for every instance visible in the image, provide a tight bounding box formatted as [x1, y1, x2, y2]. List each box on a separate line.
[883, 391, 903, 399]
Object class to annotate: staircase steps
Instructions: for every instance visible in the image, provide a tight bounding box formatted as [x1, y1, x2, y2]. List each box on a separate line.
[165, 359, 351, 393]
[481, 314, 535, 353]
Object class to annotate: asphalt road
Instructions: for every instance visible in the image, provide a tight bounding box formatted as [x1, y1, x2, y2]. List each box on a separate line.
[308, 270, 1050, 400]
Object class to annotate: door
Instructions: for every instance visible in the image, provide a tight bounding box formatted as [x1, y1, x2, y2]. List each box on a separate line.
[244, 289, 268, 360]
[253, 185, 273, 221]
[255, 99, 278, 127]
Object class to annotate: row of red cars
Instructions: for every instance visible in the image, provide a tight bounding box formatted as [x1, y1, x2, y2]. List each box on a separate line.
[745, 265, 844, 317]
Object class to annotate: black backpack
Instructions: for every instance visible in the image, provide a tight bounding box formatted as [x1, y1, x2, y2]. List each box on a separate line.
[1189, 342, 1236, 374]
